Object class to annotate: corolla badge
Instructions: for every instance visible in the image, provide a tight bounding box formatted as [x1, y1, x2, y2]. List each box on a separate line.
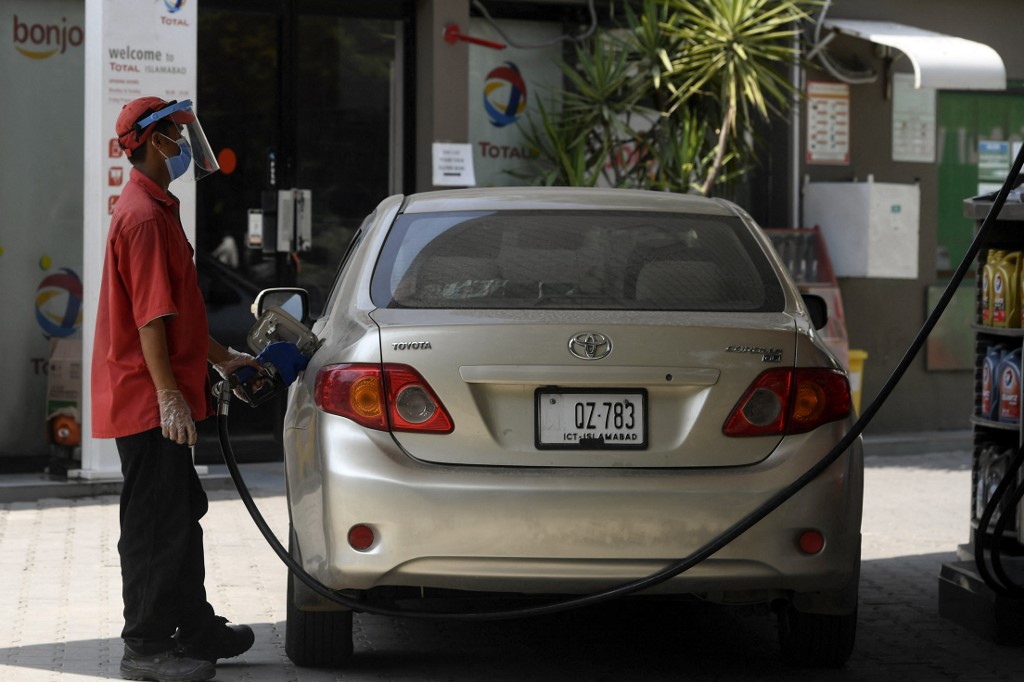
[726, 345, 784, 363]
[568, 332, 612, 361]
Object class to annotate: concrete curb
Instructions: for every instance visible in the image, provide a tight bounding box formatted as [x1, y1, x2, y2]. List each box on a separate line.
[0, 463, 284, 503]
[862, 429, 973, 458]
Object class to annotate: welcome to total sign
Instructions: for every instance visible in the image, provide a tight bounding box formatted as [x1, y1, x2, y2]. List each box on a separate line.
[96, 0, 198, 232]
[80, 0, 199, 476]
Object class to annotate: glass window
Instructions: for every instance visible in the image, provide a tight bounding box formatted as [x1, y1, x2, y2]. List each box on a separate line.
[371, 211, 785, 311]
[294, 16, 399, 306]
[198, 9, 402, 317]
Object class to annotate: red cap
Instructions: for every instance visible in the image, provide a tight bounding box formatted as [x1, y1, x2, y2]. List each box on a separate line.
[115, 96, 194, 157]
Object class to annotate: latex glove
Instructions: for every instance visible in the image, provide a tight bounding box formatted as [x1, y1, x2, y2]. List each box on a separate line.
[157, 388, 197, 447]
[212, 346, 259, 379]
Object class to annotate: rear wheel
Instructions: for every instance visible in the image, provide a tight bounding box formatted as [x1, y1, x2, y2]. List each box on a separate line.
[777, 603, 857, 667]
[285, 536, 354, 667]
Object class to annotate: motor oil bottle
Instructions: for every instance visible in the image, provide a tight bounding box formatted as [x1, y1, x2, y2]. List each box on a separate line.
[993, 251, 1021, 328]
[998, 348, 1023, 424]
[983, 250, 1004, 326]
[983, 344, 1006, 420]
[976, 444, 1011, 523]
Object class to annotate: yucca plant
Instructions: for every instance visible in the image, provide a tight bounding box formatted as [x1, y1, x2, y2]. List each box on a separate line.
[518, 27, 653, 188]
[520, 0, 818, 196]
[662, 0, 818, 194]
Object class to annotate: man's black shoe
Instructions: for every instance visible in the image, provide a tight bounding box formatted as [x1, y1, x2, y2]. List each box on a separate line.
[120, 645, 215, 681]
[179, 616, 255, 663]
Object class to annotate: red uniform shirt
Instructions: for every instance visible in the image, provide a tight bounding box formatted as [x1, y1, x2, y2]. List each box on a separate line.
[91, 168, 212, 438]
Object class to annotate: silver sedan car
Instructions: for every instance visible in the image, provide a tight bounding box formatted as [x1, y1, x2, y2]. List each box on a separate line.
[265, 187, 863, 669]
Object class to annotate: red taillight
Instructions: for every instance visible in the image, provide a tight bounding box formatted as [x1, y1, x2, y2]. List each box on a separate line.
[384, 365, 454, 433]
[314, 363, 454, 434]
[314, 364, 388, 430]
[723, 368, 851, 437]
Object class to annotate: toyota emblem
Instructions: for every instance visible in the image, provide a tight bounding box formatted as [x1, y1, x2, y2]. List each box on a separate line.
[568, 332, 612, 361]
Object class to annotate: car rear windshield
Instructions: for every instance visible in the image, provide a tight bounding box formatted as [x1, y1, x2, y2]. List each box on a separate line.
[370, 210, 786, 311]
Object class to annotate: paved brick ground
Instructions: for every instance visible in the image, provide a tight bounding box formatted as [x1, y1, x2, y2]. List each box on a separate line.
[2, 450, 1023, 681]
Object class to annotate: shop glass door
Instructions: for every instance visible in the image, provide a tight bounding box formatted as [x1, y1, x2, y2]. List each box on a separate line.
[193, 3, 407, 460]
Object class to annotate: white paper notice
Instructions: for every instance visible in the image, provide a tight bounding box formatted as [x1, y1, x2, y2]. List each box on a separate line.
[892, 73, 936, 163]
[432, 143, 476, 187]
[806, 81, 850, 165]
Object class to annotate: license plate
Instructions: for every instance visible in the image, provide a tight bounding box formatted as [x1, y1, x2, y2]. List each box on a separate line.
[535, 390, 647, 450]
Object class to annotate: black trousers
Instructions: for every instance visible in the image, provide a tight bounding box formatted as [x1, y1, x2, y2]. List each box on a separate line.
[115, 427, 216, 654]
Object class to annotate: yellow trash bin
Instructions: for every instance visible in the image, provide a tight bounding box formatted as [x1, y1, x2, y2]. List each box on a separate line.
[848, 350, 868, 415]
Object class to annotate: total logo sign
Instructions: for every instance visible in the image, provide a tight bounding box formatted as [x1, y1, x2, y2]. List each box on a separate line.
[161, 0, 191, 26]
[479, 61, 537, 162]
[11, 14, 84, 59]
[484, 62, 527, 128]
[36, 265, 83, 339]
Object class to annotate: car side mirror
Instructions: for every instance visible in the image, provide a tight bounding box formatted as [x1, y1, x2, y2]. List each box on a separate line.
[801, 293, 829, 331]
[252, 287, 309, 322]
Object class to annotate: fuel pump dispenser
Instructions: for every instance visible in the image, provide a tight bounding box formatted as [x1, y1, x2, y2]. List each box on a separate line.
[246, 188, 313, 285]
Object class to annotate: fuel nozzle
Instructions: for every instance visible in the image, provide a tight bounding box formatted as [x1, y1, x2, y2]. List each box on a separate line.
[230, 341, 312, 407]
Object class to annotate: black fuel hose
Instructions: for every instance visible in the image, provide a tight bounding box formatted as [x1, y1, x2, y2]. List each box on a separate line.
[217, 143, 1024, 619]
[976, 445, 1024, 597]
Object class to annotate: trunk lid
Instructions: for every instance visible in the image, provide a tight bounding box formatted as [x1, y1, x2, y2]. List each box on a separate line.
[371, 308, 797, 468]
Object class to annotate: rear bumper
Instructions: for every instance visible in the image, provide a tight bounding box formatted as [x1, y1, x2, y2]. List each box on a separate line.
[285, 413, 863, 601]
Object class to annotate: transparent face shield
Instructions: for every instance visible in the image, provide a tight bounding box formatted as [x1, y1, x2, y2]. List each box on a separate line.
[135, 99, 220, 181]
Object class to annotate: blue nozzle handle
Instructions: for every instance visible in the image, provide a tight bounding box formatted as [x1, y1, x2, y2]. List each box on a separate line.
[231, 342, 310, 387]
